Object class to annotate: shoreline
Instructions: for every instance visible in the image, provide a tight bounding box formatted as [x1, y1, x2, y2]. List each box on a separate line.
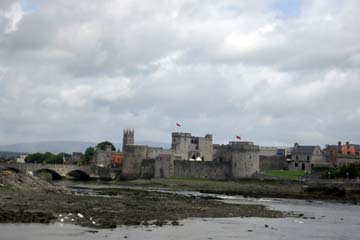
[0, 172, 286, 229]
[1, 171, 358, 229]
[111, 178, 360, 203]
[0, 187, 285, 229]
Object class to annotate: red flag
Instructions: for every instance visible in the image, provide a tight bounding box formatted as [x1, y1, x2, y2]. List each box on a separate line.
[176, 123, 181, 127]
[236, 135, 241, 140]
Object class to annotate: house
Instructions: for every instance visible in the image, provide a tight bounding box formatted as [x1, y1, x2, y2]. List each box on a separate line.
[341, 142, 360, 156]
[288, 143, 325, 171]
[323, 144, 339, 165]
[111, 152, 123, 168]
[324, 141, 360, 167]
[16, 154, 28, 163]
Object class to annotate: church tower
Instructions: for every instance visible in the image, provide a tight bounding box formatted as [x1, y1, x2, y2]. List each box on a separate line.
[123, 129, 134, 151]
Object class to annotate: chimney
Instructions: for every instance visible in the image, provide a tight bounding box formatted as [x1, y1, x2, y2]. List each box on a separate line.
[346, 141, 350, 146]
[338, 141, 342, 147]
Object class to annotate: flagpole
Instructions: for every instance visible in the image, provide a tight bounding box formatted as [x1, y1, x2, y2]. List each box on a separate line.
[176, 123, 181, 133]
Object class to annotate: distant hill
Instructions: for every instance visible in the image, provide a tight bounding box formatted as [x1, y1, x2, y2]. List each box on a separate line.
[0, 141, 98, 154]
[0, 151, 26, 160]
[0, 141, 170, 154]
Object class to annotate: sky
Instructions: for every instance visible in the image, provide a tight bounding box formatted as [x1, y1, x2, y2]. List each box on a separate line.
[0, 0, 360, 147]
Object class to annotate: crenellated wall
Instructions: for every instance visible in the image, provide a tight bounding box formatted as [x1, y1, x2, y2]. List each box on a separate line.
[171, 132, 213, 161]
[122, 129, 259, 179]
[213, 141, 260, 178]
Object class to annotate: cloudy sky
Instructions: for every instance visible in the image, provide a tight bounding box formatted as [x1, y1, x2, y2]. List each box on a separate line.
[0, 0, 359, 147]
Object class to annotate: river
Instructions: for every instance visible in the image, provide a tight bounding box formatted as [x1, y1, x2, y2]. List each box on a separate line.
[1, 183, 359, 240]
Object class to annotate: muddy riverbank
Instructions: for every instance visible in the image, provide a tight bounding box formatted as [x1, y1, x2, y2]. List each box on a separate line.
[0, 170, 287, 228]
[0, 188, 284, 228]
[5, 170, 358, 229]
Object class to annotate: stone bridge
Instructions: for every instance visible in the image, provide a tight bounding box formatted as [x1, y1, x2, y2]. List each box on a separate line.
[0, 163, 117, 180]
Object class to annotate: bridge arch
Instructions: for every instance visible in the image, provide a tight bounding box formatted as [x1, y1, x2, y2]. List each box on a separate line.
[67, 169, 90, 180]
[33, 168, 62, 180]
[0, 167, 22, 173]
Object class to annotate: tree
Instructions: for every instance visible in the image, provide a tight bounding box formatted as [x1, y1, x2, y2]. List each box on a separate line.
[25, 152, 64, 164]
[25, 153, 45, 163]
[96, 141, 116, 151]
[83, 147, 95, 164]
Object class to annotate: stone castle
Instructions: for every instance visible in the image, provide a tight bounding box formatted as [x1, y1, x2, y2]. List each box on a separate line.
[121, 129, 260, 179]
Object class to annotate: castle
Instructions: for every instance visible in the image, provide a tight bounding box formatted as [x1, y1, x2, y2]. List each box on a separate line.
[121, 129, 260, 179]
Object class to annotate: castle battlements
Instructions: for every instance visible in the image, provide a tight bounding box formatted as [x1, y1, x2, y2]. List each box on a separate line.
[172, 132, 192, 138]
[122, 128, 259, 179]
[228, 141, 259, 151]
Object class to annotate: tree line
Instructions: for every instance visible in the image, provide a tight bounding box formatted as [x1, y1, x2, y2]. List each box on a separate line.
[23, 141, 116, 165]
[321, 164, 360, 179]
[25, 147, 95, 165]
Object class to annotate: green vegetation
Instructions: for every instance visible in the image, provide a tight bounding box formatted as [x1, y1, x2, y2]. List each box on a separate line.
[96, 141, 116, 151]
[263, 170, 306, 180]
[321, 164, 360, 179]
[25, 152, 64, 164]
[79, 147, 95, 165]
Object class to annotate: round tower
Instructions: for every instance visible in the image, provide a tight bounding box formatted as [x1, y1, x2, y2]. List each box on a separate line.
[229, 141, 260, 178]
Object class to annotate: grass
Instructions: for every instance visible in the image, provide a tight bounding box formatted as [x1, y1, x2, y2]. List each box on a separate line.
[264, 170, 306, 180]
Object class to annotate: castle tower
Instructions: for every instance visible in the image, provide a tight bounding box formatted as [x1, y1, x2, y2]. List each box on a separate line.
[229, 141, 260, 178]
[171, 132, 191, 160]
[123, 129, 134, 151]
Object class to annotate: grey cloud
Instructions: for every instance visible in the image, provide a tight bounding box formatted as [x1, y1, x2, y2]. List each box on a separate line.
[0, 0, 360, 146]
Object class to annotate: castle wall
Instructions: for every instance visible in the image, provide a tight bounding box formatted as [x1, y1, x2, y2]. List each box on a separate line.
[215, 142, 260, 178]
[231, 150, 259, 178]
[94, 150, 112, 168]
[121, 129, 260, 180]
[173, 160, 231, 180]
[259, 156, 287, 171]
[213, 144, 232, 162]
[197, 136, 213, 161]
[140, 159, 155, 178]
[171, 132, 213, 161]
[146, 147, 174, 159]
[154, 154, 174, 178]
[259, 147, 278, 156]
[172, 133, 192, 160]
[122, 145, 148, 178]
